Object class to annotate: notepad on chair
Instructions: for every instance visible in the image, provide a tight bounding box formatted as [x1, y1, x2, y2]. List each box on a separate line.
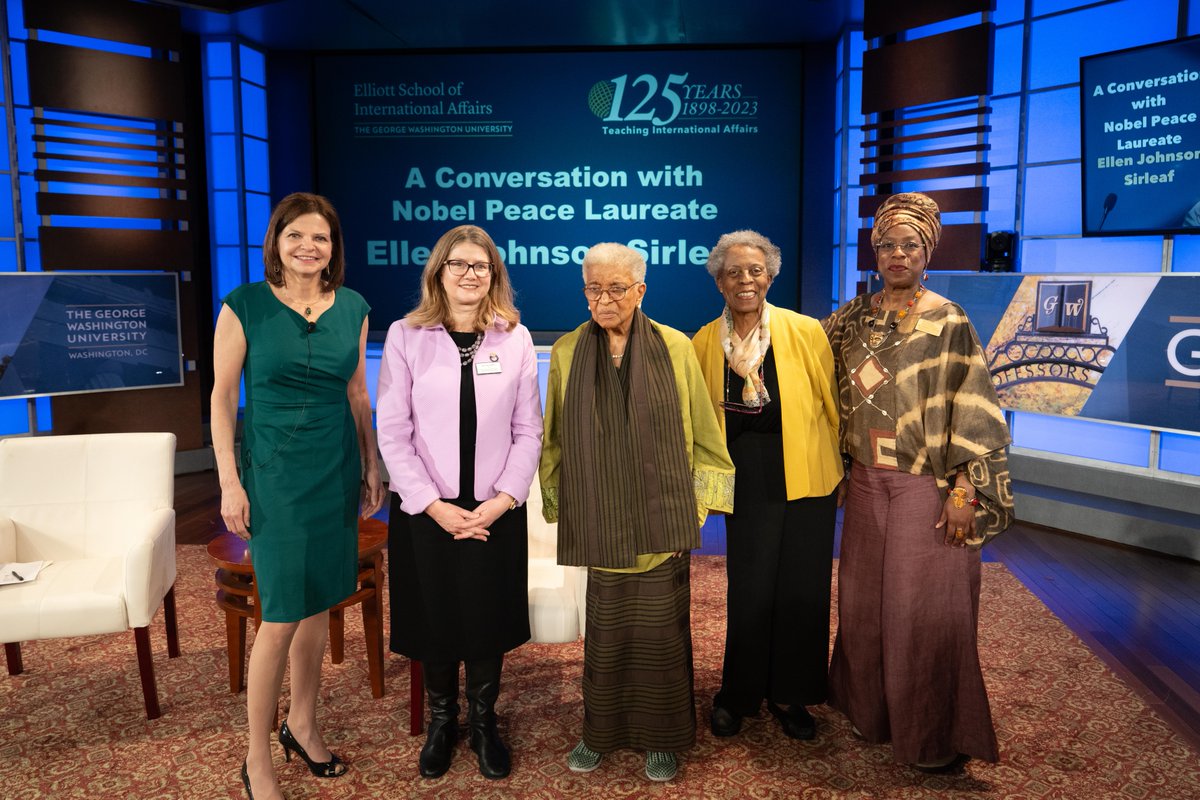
[0, 561, 50, 585]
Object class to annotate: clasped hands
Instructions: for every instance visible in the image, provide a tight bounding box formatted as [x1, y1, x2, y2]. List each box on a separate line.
[425, 493, 515, 541]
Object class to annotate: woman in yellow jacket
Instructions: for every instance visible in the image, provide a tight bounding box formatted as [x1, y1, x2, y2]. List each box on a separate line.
[692, 230, 843, 740]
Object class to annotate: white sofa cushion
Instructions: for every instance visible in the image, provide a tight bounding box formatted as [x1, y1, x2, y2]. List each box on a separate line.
[0, 557, 128, 642]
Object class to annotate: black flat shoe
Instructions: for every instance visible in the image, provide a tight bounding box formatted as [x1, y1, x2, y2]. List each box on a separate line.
[768, 702, 816, 740]
[241, 761, 253, 799]
[710, 705, 743, 737]
[279, 720, 348, 778]
[914, 754, 971, 775]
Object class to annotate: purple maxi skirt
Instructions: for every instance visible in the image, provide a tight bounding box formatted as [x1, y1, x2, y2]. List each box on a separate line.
[828, 461, 999, 765]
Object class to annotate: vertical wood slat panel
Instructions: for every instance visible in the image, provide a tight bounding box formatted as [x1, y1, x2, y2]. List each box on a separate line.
[26, 2, 204, 446]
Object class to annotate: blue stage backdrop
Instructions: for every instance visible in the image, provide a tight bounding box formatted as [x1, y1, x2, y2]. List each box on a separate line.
[0, 273, 183, 399]
[1081, 34, 1200, 236]
[925, 273, 1200, 434]
[313, 48, 804, 334]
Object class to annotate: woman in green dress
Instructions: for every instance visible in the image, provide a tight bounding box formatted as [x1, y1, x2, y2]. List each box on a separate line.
[212, 193, 385, 800]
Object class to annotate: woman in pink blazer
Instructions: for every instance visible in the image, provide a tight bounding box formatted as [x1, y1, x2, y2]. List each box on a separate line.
[375, 225, 542, 781]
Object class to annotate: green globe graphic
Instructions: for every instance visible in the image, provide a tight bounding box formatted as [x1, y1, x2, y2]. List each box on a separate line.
[587, 80, 616, 118]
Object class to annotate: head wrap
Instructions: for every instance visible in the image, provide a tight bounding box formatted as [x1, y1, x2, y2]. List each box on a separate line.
[871, 192, 942, 256]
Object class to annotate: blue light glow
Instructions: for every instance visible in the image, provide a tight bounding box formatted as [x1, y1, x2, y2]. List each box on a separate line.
[1013, 411, 1151, 466]
[1026, 88, 1081, 163]
[206, 41, 233, 78]
[207, 79, 235, 134]
[213, 190, 242, 246]
[1028, 1, 1175, 90]
[34, 31, 152, 58]
[240, 45, 266, 86]
[1159, 432, 1200, 475]
[209, 134, 238, 190]
[243, 137, 269, 193]
[1023, 163, 1082, 236]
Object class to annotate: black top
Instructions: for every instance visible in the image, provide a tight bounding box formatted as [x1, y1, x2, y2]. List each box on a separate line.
[449, 330, 478, 507]
[724, 346, 783, 437]
[724, 347, 786, 504]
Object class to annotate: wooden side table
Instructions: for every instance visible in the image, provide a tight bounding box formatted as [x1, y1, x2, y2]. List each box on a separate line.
[207, 518, 388, 698]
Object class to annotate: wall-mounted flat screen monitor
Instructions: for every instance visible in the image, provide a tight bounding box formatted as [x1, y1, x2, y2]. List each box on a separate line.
[0, 273, 184, 399]
[1081, 34, 1200, 236]
[313, 48, 804, 334]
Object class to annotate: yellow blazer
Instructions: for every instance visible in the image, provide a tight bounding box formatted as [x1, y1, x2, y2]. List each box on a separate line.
[692, 303, 843, 500]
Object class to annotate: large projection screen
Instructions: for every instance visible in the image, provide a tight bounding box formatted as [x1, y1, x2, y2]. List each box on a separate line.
[314, 48, 804, 334]
[1080, 34, 1200, 236]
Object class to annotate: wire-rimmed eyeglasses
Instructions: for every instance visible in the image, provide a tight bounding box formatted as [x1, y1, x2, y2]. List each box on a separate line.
[583, 282, 642, 302]
[873, 241, 923, 255]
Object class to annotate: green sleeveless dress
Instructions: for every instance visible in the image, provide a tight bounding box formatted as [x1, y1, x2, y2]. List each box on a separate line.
[223, 282, 370, 622]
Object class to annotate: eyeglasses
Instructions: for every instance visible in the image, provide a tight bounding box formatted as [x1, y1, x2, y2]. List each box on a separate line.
[722, 265, 767, 281]
[873, 241, 923, 255]
[721, 363, 767, 415]
[444, 260, 493, 277]
[583, 283, 641, 301]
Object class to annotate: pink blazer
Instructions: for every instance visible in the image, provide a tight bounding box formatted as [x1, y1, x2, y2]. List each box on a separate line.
[376, 316, 543, 515]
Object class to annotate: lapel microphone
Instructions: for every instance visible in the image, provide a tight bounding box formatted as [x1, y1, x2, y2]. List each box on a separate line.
[307, 321, 316, 333]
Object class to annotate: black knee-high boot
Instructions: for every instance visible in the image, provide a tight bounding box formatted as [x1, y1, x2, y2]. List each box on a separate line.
[419, 660, 459, 778]
[465, 655, 510, 779]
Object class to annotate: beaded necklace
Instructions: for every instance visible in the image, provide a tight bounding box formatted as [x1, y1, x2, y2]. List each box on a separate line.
[866, 285, 924, 348]
[456, 332, 483, 366]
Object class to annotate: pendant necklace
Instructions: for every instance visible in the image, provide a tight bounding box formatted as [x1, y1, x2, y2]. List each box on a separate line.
[282, 286, 323, 318]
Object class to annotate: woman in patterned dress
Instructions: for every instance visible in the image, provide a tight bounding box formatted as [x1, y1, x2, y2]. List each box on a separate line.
[823, 192, 1014, 773]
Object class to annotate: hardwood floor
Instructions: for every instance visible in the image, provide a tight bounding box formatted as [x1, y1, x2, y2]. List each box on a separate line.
[985, 522, 1200, 753]
[175, 470, 1200, 752]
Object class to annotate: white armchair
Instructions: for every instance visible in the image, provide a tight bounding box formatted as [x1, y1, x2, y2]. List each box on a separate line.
[525, 479, 586, 643]
[0, 432, 179, 719]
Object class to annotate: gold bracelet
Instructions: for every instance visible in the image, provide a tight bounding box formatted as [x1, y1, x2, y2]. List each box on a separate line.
[948, 486, 979, 509]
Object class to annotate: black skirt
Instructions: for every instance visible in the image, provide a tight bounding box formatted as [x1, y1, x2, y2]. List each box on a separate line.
[387, 492, 530, 662]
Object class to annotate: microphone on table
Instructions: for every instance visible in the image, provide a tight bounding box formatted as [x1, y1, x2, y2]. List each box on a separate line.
[1098, 193, 1117, 231]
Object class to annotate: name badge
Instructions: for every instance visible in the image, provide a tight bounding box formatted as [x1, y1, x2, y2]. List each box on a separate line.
[915, 318, 944, 336]
[476, 361, 502, 375]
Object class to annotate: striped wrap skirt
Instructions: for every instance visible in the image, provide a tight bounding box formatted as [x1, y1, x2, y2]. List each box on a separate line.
[581, 554, 696, 753]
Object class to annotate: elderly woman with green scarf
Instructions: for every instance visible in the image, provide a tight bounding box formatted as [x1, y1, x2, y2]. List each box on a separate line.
[823, 192, 1014, 774]
[539, 242, 734, 783]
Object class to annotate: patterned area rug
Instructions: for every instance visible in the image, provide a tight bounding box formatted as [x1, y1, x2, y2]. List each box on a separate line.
[4, 548, 1199, 799]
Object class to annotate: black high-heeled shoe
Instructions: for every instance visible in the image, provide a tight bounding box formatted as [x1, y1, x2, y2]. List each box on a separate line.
[241, 761, 253, 799]
[279, 720, 348, 778]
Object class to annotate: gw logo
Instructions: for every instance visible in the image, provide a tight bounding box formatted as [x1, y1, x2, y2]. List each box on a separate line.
[1166, 318, 1200, 386]
[1042, 293, 1085, 319]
